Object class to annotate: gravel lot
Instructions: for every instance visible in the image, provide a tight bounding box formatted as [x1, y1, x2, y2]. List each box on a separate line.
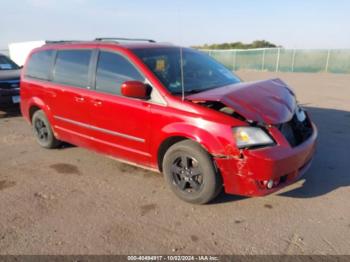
[0, 71, 349, 255]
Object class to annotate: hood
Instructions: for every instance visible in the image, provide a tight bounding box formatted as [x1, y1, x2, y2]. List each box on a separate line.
[0, 69, 21, 81]
[187, 79, 297, 125]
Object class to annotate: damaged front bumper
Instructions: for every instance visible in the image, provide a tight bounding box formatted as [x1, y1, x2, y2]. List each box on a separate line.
[215, 123, 318, 196]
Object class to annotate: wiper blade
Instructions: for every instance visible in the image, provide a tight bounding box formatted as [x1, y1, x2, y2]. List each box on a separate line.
[173, 89, 202, 95]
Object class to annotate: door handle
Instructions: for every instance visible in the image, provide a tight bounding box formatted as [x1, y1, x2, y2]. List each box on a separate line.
[47, 91, 57, 98]
[74, 96, 85, 102]
[92, 99, 103, 106]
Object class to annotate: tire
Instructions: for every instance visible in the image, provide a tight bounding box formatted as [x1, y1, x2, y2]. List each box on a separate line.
[32, 110, 61, 149]
[162, 140, 222, 204]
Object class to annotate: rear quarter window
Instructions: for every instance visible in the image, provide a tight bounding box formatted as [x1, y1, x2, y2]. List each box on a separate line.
[25, 50, 54, 80]
[53, 50, 92, 88]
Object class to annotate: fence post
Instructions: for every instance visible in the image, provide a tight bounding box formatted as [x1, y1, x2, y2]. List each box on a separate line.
[325, 49, 331, 73]
[275, 48, 281, 72]
[291, 49, 296, 72]
[261, 49, 266, 71]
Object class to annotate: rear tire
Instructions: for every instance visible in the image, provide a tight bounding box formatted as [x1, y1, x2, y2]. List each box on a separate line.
[32, 110, 61, 149]
[162, 140, 222, 204]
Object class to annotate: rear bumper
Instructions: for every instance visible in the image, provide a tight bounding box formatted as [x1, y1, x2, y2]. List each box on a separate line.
[215, 123, 318, 196]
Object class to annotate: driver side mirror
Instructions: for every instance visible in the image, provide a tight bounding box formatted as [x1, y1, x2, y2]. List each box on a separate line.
[121, 81, 148, 99]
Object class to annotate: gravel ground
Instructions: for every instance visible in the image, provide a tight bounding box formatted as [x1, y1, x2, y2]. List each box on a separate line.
[0, 71, 349, 255]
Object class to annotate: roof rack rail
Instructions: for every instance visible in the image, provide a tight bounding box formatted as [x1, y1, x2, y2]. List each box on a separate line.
[95, 37, 156, 43]
[45, 40, 85, 44]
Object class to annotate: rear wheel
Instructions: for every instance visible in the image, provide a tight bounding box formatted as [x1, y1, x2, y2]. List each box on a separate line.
[32, 110, 61, 149]
[162, 140, 222, 204]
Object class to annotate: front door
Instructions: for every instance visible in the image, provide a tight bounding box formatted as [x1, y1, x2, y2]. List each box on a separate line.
[87, 50, 152, 166]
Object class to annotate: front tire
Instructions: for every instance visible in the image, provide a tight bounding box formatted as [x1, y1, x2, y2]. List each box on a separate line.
[32, 110, 61, 149]
[162, 140, 222, 204]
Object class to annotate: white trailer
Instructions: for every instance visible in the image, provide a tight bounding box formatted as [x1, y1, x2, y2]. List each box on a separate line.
[8, 41, 45, 66]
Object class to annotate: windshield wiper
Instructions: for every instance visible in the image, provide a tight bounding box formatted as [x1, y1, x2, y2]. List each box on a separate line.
[172, 89, 203, 95]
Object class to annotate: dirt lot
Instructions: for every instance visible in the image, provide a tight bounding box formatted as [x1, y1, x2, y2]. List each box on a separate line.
[0, 71, 349, 255]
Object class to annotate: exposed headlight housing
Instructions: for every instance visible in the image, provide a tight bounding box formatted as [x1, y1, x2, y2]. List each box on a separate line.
[233, 127, 275, 149]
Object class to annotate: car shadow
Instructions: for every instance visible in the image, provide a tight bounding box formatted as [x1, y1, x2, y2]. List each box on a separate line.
[278, 106, 350, 198]
[0, 105, 21, 118]
[212, 106, 350, 203]
[0, 106, 76, 149]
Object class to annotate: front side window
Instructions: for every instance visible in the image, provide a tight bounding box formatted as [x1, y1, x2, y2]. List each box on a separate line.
[53, 50, 92, 88]
[25, 50, 53, 80]
[133, 48, 241, 95]
[95, 51, 144, 95]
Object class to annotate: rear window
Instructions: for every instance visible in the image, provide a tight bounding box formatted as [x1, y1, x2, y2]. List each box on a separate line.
[53, 50, 92, 88]
[25, 50, 53, 80]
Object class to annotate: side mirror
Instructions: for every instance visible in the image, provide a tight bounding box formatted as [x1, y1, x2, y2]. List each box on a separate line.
[121, 81, 148, 99]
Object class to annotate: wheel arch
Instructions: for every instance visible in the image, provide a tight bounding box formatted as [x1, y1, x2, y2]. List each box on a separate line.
[29, 105, 41, 122]
[156, 128, 229, 172]
[157, 136, 189, 172]
[26, 97, 53, 124]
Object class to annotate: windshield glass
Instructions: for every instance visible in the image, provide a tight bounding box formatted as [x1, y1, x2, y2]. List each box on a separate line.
[133, 48, 240, 94]
[0, 55, 20, 70]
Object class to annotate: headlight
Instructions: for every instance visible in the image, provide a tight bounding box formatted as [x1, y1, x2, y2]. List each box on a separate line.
[233, 127, 274, 149]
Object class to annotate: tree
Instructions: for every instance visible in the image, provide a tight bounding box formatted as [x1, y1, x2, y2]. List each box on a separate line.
[193, 40, 279, 50]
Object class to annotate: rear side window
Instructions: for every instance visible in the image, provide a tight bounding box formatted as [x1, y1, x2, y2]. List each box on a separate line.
[53, 50, 92, 88]
[25, 50, 54, 80]
[95, 51, 144, 95]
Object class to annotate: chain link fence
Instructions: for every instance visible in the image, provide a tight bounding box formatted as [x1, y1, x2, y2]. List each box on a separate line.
[201, 48, 350, 74]
[2, 47, 350, 74]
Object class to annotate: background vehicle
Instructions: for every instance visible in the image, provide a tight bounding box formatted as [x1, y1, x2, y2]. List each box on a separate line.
[20, 38, 317, 204]
[0, 54, 21, 107]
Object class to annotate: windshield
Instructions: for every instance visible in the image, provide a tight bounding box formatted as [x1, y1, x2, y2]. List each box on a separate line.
[0, 55, 20, 70]
[133, 47, 240, 94]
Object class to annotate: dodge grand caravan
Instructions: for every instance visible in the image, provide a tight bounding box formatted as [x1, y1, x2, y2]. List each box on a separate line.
[20, 38, 317, 204]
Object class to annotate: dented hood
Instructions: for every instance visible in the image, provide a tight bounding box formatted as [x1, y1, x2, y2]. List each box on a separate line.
[187, 79, 297, 124]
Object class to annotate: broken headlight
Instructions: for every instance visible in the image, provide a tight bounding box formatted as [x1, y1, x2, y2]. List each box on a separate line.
[233, 127, 275, 149]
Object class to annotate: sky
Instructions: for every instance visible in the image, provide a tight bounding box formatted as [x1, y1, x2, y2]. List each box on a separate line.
[1, 0, 350, 49]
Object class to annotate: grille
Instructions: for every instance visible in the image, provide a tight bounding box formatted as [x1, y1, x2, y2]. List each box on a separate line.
[278, 112, 313, 147]
[0, 80, 20, 90]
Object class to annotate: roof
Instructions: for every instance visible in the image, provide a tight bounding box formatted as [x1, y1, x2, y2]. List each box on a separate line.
[43, 39, 176, 50]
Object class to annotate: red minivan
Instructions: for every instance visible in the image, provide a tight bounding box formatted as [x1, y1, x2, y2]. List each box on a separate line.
[20, 38, 317, 204]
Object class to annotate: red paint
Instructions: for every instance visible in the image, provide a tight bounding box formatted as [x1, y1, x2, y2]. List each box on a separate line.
[20, 41, 317, 197]
[187, 78, 296, 124]
[121, 81, 148, 99]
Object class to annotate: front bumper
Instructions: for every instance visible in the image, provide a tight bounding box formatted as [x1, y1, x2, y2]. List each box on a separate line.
[215, 123, 318, 196]
[0, 88, 20, 106]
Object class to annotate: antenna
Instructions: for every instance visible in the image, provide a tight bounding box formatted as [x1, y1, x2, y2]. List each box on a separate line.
[180, 47, 185, 101]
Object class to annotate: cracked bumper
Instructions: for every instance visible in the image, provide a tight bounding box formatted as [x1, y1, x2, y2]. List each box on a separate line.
[215, 123, 318, 196]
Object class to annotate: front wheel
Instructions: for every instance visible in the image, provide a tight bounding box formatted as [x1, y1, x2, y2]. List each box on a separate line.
[162, 140, 222, 204]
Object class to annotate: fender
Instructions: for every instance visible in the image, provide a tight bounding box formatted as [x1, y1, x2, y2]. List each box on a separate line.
[26, 96, 54, 125]
[150, 121, 240, 169]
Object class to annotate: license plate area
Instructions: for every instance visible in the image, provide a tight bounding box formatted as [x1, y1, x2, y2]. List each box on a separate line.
[12, 96, 20, 104]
